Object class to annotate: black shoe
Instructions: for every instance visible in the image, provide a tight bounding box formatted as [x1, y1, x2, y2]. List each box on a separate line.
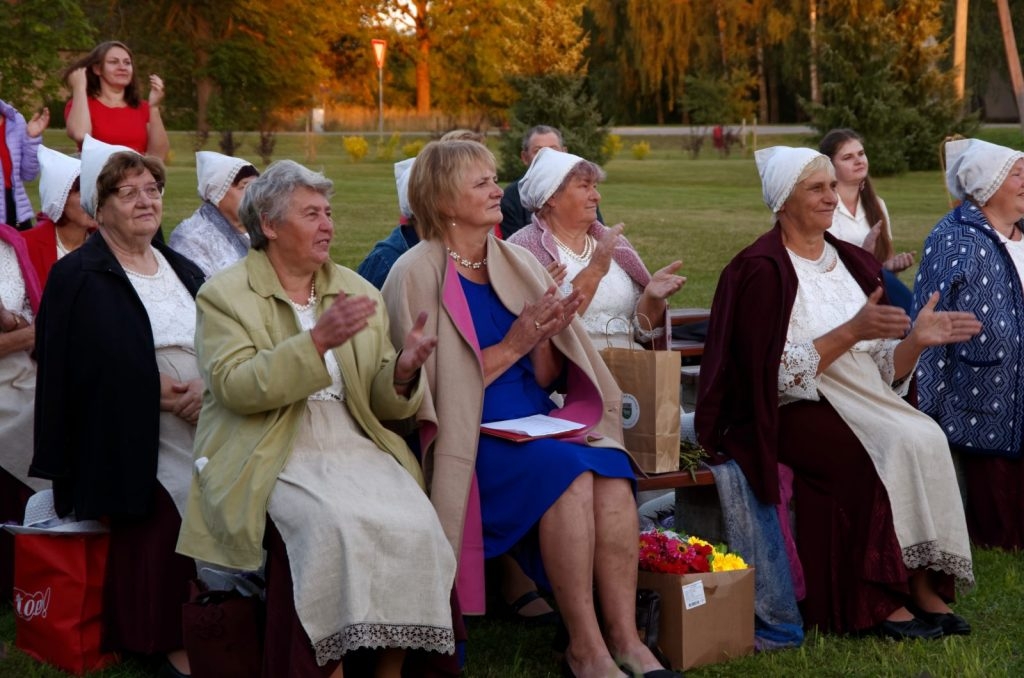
[907, 605, 972, 636]
[874, 617, 943, 641]
[505, 590, 560, 627]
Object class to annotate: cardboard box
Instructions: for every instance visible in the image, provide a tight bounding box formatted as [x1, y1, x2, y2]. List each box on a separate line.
[638, 568, 755, 670]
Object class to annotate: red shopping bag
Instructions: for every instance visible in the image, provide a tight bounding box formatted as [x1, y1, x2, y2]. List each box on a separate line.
[13, 532, 119, 675]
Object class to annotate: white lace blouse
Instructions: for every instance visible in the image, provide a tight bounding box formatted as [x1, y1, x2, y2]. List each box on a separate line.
[124, 248, 197, 349]
[0, 240, 33, 323]
[779, 243, 905, 404]
[560, 248, 644, 349]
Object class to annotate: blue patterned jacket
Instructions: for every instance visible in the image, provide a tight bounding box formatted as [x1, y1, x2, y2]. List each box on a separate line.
[913, 203, 1024, 458]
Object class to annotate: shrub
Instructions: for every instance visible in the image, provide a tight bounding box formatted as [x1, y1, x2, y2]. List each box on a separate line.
[631, 141, 651, 160]
[402, 140, 425, 158]
[377, 132, 402, 161]
[343, 136, 369, 162]
[602, 133, 623, 159]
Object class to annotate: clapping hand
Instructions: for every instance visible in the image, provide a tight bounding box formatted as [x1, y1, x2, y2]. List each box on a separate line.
[883, 251, 915, 273]
[507, 286, 583, 354]
[26, 109, 50, 138]
[148, 74, 165, 108]
[310, 293, 377, 355]
[847, 287, 912, 341]
[589, 222, 624, 276]
[546, 260, 568, 286]
[643, 260, 686, 301]
[395, 312, 437, 383]
[909, 292, 982, 347]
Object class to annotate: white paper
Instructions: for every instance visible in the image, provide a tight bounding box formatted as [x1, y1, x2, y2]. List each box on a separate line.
[481, 414, 584, 437]
[682, 580, 706, 610]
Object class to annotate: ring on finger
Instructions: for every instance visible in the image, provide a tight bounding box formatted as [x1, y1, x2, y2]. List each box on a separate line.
[534, 320, 542, 330]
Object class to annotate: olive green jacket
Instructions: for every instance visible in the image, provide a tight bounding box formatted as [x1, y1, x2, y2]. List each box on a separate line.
[176, 250, 424, 570]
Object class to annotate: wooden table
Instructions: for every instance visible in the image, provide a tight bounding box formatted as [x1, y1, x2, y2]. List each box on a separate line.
[668, 308, 709, 357]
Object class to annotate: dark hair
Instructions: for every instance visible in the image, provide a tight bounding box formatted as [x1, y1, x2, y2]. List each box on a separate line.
[819, 129, 891, 262]
[233, 165, 260, 186]
[238, 160, 332, 251]
[95, 152, 166, 212]
[63, 41, 142, 108]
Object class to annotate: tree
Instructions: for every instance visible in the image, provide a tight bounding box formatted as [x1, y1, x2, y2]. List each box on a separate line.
[497, 75, 609, 182]
[0, 0, 96, 111]
[807, 0, 977, 174]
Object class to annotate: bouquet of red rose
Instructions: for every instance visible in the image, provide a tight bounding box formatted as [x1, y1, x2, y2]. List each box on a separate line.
[638, 529, 748, 575]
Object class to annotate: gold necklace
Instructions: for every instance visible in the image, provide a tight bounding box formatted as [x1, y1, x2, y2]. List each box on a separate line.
[446, 247, 487, 270]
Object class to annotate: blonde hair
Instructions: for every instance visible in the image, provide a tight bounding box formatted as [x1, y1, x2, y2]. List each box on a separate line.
[407, 140, 496, 241]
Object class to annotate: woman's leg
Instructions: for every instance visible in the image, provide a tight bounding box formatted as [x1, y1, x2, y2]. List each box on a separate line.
[592, 476, 664, 674]
[375, 649, 404, 678]
[539, 472, 624, 678]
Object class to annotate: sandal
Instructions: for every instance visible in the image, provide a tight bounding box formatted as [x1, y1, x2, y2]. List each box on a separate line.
[505, 590, 560, 627]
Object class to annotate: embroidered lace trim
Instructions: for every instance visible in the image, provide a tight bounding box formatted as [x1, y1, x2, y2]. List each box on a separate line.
[902, 540, 975, 591]
[313, 623, 455, 665]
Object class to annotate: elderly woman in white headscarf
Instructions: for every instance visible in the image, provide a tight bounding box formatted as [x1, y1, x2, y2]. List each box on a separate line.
[169, 150, 259, 277]
[31, 135, 203, 676]
[508, 148, 684, 348]
[22, 146, 98, 288]
[914, 138, 1024, 552]
[696, 146, 979, 640]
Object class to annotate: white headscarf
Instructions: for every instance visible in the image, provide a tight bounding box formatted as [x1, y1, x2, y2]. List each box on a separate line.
[518, 147, 585, 213]
[196, 151, 252, 206]
[755, 146, 827, 215]
[80, 135, 137, 218]
[37, 146, 81, 222]
[944, 138, 1024, 206]
[395, 157, 415, 218]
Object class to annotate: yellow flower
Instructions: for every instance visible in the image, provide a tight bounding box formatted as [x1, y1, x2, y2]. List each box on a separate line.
[712, 552, 749, 572]
[687, 536, 712, 548]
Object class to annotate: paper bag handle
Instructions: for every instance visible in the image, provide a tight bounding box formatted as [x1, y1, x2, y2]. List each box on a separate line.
[602, 316, 636, 350]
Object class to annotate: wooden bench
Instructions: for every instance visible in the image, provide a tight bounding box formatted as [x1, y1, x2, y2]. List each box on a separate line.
[668, 307, 709, 358]
[637, 467, 715, 492]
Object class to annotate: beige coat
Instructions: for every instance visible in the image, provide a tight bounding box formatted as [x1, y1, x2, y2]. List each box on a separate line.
[382, 237, 626, 568]
[177, 250, 425, 570]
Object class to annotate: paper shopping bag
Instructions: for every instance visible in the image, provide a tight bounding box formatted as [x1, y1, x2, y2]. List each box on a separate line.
[13, 532, 119, 675]
[637, 569, 755, 670]
[600, 346, 681, 473]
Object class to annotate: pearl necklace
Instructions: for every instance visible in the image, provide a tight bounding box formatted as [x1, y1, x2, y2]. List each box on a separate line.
[446, 247, 487, 270]
[552, 233, 594, 263]
[290, 279, 317, 311]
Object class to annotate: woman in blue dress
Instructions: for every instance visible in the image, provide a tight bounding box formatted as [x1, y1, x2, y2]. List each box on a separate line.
[383, 140, 674, 678]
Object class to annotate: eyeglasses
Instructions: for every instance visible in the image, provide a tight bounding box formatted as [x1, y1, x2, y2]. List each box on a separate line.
[113, 182, 164, 202]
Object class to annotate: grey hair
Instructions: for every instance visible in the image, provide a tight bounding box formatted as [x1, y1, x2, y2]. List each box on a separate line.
[239, 159, 333, 250]
[521, 125, 564, 153]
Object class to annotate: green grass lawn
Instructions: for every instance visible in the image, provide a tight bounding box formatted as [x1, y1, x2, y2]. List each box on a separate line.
[3, 128, 1024, 677]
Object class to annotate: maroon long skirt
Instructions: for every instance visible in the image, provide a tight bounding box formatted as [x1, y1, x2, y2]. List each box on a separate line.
[778, 398, 913, 633]
[102, 484, 195, 654]
[0, 467, 34, 602]
[960, 452, 1024, 551]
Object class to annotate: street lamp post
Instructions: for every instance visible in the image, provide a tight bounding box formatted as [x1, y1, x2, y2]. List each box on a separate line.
[371, 39, 387, 137]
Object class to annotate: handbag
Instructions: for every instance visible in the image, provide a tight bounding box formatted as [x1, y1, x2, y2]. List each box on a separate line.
[12, 532, 119, 675]
[599, 318, 681, 473]
[182, 579, 264, 678]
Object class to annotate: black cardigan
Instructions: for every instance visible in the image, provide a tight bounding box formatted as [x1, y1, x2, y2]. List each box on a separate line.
[30, 231, 204, 519]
